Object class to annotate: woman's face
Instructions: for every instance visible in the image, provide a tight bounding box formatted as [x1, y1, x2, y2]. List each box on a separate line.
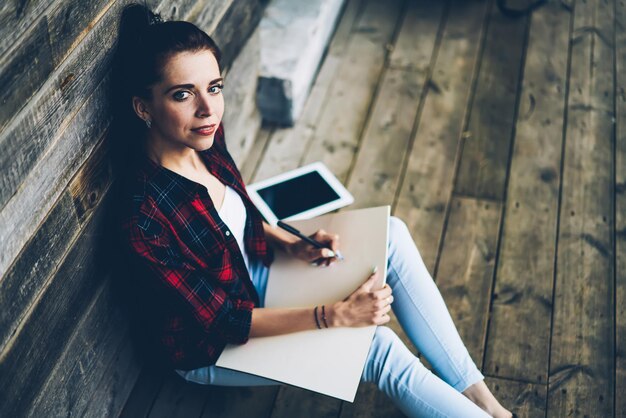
[135, 49, 225, 152]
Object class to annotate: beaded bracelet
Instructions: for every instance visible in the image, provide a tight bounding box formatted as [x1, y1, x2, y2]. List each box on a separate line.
[313, 306, 321, 329]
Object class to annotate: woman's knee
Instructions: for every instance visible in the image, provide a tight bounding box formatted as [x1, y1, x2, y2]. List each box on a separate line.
[364, 326, 419, 383]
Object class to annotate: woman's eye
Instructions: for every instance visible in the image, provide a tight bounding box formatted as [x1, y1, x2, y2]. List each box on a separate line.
[173, 91, 191, 101]
[209, 84, 224, 94]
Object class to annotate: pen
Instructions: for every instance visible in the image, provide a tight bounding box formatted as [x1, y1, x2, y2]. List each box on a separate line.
[277, 220, 345, 261]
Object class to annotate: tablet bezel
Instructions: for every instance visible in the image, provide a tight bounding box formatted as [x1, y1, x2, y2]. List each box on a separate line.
[246, 162, 354, 226]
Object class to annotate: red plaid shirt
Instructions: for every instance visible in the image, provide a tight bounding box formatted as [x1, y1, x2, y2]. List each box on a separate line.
[121, 125, 272, 370]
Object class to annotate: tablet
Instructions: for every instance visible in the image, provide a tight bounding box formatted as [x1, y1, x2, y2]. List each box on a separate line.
[246, 162, 354, 225]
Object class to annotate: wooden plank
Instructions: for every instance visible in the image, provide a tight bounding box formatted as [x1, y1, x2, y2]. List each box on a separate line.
[453, 0, 529, 201]
[85, 334, 142, 418]
[0, 191, 79, 354]
[210, 0, 263, 72]
[616, 0, 626, 411]
[47, 0, 113, 66]
[0, 17, 53, 133]
[270, 387, 341, 418]
[483, 0, 571, 384]
[240, 128, 274, 184]
[0, 0, 51, 58]
[0, 191, 113, 417]
[26, 278, 131, 417]
[301, 0, 404, 183]
[68, 137, 113, 225]
[547, 0, 615, 415]
[436, 197, 501, 365]
[222, 27, 262, 166]
[484, 377, 546, 417]
[253, 0, 363, 182]
[201, 386, 278, 418]
[393, 0, 490, 272]
[0, 74, 110, 280]
[119, 368, 166, 418]
[149, 373, 208, 418]
[0, 131, 111, 353]
[347, 0, 445, 209]
[338, 383, 404, 418]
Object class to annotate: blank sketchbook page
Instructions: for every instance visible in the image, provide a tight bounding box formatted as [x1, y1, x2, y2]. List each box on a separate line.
[216, 206, 390, 402]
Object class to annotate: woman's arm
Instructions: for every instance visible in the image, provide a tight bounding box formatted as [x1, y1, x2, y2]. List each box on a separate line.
[249, 269, 393, 337]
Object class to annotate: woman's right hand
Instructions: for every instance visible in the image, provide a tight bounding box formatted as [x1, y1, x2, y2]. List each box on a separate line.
[329, 268, 393, 327]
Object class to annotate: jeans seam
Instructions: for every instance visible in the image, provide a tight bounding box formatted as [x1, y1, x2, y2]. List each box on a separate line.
[387, 259, 469, 389]
[369, 358, 454, 418]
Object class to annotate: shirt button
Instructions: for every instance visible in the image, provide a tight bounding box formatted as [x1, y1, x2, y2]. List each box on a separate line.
[225, 230, 231, 236]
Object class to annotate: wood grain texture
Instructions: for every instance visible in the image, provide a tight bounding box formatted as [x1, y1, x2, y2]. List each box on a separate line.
[201, 386, 278, 418]
[616, 0, 626, 411]
[210, 0, 263, 72]
[436, 197, 501, 365]
[347, 0, 445, 210]
[483, 0, 571, 384]
[0, 192, 113, 417]
[0, 191, 79, 354]
[119, 368, 166, 418]
[454, 0, 529, 200]
[253, 0, 363, 182]
[338, 383, 404, 418]
[270, 387, 341, 418]
[222, 27, 262, 166]
[547, 0, 615, 415]
[0, 17, 53, 134]
[394, 0, 490, 272]
[26, 278, 130, 417]
[47, 0, 113, 66]
[0, 75, 110, 280]
[484, 376, 546, 417]
[86, 335, 142, 418]
[302, 0, 404, 183]
[149, 374, 208, 418]
[0, 0, 50, 58]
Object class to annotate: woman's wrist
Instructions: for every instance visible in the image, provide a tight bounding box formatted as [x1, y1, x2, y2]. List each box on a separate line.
[326, 302, 343, 328]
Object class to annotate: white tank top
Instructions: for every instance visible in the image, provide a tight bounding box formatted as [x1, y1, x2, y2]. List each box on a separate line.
[217, 186, 250, 271]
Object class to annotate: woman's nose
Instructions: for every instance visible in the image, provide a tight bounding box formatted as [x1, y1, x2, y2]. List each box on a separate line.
[195, 93, 213, 117]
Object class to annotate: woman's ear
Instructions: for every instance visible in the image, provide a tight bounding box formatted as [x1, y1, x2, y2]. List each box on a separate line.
[132, 96, 151, 123]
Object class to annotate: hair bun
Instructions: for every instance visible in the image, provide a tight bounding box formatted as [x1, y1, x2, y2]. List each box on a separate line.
[118, 3, 163, 46]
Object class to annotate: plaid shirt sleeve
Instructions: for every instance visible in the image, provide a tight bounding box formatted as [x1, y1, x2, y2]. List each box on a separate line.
[125, 203, 254, 345]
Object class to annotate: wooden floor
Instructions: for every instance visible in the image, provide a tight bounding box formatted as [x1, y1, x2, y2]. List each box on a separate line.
[120, 0, 625, 416]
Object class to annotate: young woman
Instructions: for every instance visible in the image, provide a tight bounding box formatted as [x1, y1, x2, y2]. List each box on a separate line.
[113, 4, 513, 417]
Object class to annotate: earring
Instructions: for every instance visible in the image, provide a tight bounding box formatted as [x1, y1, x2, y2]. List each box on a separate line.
[145, 119, 152, 128]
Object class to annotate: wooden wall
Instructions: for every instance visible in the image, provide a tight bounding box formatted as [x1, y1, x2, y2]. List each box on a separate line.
[0, 0, 264, 416]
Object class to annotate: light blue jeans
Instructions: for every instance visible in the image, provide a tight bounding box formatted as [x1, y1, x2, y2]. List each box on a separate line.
[176, 217, 490, 417]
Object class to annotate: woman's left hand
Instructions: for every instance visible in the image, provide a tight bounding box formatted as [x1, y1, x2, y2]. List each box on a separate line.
[286, 229, 341, 267]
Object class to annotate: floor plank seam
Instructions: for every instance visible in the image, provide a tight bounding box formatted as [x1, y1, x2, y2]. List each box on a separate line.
[432, 0, 494, 282]
[391, 0, 451, 216]
[480, 0, 533, 376]
[611, 0, 619, 415]
[544, 0, 576, 416]
[342, 0, 409, 187]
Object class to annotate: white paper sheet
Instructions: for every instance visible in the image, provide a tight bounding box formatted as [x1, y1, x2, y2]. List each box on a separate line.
[216, 206, 390, 402]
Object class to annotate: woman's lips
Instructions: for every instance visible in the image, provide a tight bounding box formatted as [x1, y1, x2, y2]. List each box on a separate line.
[192, 124, 216, 136]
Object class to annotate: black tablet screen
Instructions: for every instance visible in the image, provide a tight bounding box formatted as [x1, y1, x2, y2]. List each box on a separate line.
[256, 171, 340, 220]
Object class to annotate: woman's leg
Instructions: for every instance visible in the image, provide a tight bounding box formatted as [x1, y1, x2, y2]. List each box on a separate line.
[363, 326, 491, 417]
[385, 216, 484, 392]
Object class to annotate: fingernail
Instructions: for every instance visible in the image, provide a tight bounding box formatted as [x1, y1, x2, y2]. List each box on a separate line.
[323, 249, 335, 258]
[372, 266, 378, 274]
